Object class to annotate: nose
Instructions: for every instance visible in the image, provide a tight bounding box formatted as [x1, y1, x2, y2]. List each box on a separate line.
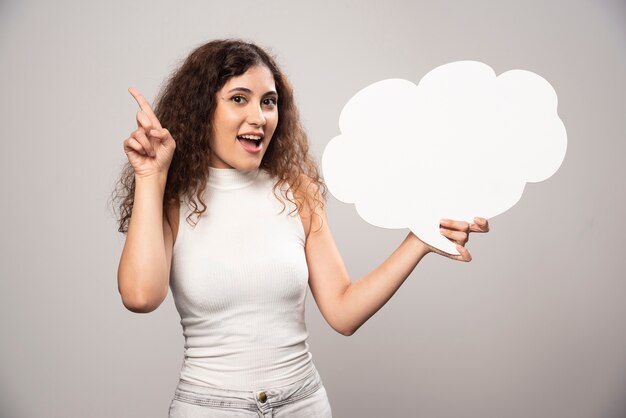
[246, 102, 266, 127]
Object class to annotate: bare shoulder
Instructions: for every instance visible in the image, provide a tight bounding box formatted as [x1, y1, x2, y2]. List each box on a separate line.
[293, 174, 326, 242]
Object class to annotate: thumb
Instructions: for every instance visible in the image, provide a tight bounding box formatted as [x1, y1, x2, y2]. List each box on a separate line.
[151, 128, 175, 145]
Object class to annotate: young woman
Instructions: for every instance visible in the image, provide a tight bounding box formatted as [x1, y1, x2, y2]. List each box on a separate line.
[113, 39, 489, 418]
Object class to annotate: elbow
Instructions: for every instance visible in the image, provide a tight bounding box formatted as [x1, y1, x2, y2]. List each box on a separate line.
[119, 288, 163, 314]
[121, 294, 158, 313]
[117, 259, 168, 313]
[337, 327, 356, 337]
[330, 298, 357, 336]
[122, 299, 158, 313]
[333, 321, 357, 337]
[118, 272, 167, 314]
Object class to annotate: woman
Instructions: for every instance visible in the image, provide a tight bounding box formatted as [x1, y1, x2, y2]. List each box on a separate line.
[113, 39, 489, 417]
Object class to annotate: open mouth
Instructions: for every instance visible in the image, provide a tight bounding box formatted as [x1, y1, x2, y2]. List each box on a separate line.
[237, 134, 263, 152]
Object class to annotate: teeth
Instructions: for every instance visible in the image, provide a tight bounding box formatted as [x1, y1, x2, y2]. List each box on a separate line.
[238, 135, 262, 141]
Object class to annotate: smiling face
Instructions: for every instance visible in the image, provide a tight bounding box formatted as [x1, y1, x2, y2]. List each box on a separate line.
[209, 65, 279, 171]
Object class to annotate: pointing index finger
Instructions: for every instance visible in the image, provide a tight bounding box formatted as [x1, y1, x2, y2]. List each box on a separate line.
[128, 87, 162, 130]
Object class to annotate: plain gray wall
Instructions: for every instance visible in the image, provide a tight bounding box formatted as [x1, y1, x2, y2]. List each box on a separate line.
[1, 0, 625, 417]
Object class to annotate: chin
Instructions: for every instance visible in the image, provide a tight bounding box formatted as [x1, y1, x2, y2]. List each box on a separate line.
[236, 160, 262, 172]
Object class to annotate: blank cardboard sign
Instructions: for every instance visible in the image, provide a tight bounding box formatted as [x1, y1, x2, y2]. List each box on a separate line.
[322, 61, 567, 255]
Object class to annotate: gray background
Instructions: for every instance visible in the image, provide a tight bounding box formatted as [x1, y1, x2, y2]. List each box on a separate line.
[1, 0, 625, 417]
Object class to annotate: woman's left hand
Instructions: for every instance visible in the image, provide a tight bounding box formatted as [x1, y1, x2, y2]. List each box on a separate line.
[433, 217, 490, 262]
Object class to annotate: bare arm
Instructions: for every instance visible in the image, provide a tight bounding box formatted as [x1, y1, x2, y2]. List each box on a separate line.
[302, 176, 489, 336]
[304, 200, 431, 336]
[117, 173, 172, 313]
[117, 87, 177, 313]
[336, 233, 430, 335]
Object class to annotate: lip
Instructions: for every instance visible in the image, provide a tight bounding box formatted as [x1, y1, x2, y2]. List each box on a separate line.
[237, 131, 264, 139]
[237, 136, 263, 154]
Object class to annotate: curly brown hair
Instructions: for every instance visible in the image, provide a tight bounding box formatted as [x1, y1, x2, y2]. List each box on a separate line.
[111, 38, 327, 235]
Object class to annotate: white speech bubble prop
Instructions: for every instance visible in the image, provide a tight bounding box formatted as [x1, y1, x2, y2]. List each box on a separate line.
[322, 61, 567, 255]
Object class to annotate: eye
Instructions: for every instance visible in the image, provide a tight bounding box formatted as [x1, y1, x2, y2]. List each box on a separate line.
[263, 97, 278, 108]
[231, 95, 247, 104]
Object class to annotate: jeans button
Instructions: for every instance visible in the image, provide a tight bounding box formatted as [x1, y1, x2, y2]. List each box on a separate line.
[258, 391, 267, 403]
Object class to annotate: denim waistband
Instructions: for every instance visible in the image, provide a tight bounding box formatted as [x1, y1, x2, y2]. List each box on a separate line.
[173, 367, 323, 413]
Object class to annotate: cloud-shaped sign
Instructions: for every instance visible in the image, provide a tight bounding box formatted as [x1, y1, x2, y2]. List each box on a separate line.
[322, 61, 567, 255]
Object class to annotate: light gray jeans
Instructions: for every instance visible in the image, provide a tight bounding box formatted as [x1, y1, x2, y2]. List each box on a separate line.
[168, 368, 332, 417]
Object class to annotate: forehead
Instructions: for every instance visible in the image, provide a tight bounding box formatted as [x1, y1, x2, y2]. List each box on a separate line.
[221, 65, 276, 92]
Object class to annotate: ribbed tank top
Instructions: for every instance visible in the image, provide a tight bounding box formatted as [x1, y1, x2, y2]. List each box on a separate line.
[169, 166, 316, 390]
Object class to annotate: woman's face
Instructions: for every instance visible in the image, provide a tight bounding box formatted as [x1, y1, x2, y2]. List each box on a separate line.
[209, 65, 279, 171]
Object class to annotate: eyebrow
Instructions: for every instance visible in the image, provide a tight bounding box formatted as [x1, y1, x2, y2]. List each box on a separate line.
[227, 87, 278, 96]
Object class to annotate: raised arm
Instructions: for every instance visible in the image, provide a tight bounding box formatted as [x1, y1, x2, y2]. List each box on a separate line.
[300, 177, 489, 336]
[117, 87, 176, 313]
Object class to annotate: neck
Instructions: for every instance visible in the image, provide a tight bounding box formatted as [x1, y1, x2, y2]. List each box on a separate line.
[207, 166, 261, 190]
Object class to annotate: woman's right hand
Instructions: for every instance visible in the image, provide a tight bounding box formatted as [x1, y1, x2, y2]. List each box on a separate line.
[123, 87, 176, 178]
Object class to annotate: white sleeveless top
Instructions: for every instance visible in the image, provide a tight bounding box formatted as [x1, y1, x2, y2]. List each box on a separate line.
[169, 166, 316, 390]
